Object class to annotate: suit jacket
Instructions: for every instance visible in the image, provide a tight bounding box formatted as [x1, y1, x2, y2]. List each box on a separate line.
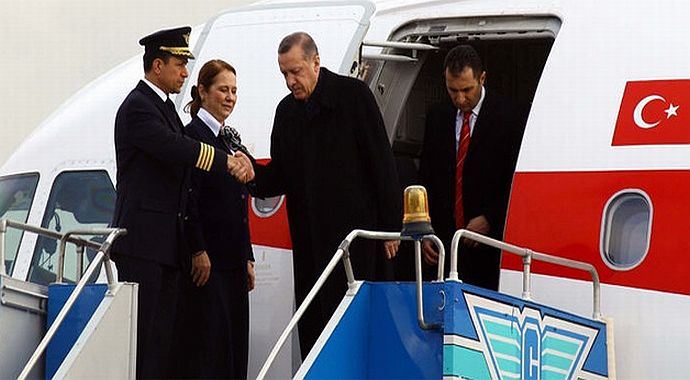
[184, 116, 254, 270]
[111, 80, 228, 267]
[419, 93, 526, 287]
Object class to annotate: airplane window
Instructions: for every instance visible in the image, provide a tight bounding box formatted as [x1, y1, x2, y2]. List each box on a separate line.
[252, 195, 284, 218]
[601, 191, 652, 270]
[0, 173, 40, 276]
[28, 171, 115, 285]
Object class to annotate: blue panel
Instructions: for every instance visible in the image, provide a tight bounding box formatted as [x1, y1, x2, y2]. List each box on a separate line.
[584, 323, 609, 376]
[366, 282, 443, 379]
[305, 284, 371, 379]
[305, 282, 443, 379]
[46, 284, 107, 379]
[443, 282, 479, 340]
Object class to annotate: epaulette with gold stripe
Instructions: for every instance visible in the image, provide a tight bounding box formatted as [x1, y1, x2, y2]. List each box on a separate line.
[195, 142, 215, 171]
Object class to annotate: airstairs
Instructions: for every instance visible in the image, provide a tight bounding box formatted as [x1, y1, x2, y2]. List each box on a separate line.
[0, 219, 135, 379]
[0, 221, 616, 379]
[258, 229, 617, 379]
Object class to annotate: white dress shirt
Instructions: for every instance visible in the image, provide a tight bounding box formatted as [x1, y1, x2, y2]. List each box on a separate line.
[198, 107, 224, 137]
[142, 78, 168, 102]
[455, 86, 486, 153]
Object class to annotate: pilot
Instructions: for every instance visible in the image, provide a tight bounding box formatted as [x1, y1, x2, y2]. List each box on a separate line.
[418, 45, 527, 290]
[252, 32, 402, 358]
[110, 26, 253, 378]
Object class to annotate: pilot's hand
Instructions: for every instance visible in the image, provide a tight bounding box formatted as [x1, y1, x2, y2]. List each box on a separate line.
[464, 215, 490, 248]
[383, 240, 400, 259]
[226, 154, 252, 183]
[422, 240, 439, 265]
[247, 261, 256, 292]
[191, 251, 211, 287]
[235, 151, 255, 183]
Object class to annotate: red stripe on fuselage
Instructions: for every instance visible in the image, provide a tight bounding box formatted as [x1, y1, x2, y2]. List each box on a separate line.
[504, 170, 690, 295]
[248, 159, 292, 250]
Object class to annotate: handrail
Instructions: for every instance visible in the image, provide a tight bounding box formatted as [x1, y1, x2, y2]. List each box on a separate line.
[0, 219, 103, 276]
[256, 230, 445, 380]
[449, 229, 602, 320]
[362, 40, 438, 51]
[0, 219, 6, 276]
[359, 40, 437, 63]
[56, 229, 125, 283]
[17, 227, 126, 380]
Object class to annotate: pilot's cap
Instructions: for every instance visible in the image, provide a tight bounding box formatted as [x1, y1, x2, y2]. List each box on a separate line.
[139, 26, 195, 59]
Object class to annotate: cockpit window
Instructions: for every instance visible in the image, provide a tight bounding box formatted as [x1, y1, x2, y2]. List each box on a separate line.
[0, 173, 40, 276]
[29, 171, 115, 285]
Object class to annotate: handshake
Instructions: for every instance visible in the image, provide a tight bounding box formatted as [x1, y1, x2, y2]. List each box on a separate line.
[226, 152, 254, 184]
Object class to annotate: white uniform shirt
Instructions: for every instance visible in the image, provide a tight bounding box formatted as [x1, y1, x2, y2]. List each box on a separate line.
[455, 86, 486, 153]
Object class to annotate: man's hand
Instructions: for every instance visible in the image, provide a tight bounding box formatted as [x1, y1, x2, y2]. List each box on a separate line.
[422, 240, 439, 266]
[235, 152, 255, 183]
[191, 251, 211, 287]
[463, 215, 490, 248]
[383, 240, 400, 259]
[226, 153, 255, 183]
[247, 261, 256, 291]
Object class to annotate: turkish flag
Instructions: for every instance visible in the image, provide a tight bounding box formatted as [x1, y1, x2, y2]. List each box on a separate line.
[612, 79, 690, 146]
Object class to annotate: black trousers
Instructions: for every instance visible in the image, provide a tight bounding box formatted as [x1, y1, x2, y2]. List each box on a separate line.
[181, 265, 249, 379]
[423, 243, 501, 291]
[295, 240, 393, 358]
[114, 255, 182, 379]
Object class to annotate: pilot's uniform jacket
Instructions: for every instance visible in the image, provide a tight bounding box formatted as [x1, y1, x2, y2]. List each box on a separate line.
[112, 80, 227, 267]
[111, 80, 227, 378]
[253, 67, 402, 357]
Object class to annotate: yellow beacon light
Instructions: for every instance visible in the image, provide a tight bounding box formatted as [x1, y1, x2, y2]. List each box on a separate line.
[401, 185, 434, 238]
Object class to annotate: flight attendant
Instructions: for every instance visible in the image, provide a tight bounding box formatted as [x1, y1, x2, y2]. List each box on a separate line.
[183, 59, 255, 379]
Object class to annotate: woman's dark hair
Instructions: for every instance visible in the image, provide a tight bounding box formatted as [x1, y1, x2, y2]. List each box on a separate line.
[185, 59, 237, 117]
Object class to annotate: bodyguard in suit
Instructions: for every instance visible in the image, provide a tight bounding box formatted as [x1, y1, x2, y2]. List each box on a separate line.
[182, 59, 255, 379]
[419, 45, 527, 290]
[110, 27, 253, 378]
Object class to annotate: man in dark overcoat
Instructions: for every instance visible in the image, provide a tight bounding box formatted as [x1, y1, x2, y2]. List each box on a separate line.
[253, 32, 402, 358]
[110, 26, 253, 378]
[419, 45, 527, 290]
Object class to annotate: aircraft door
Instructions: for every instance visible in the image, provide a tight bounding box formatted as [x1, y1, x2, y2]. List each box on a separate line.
[179, 0, 376, 157]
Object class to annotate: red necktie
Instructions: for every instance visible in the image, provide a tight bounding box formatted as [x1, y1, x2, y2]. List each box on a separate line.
[455, 112, 471, 229]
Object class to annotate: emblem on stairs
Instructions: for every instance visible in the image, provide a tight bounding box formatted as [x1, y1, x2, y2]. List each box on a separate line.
[464, 293, 600, 380]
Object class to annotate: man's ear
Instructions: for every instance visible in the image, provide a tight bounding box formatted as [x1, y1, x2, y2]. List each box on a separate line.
[313, 54, 321, 72]
[152, 58, 163, 75]
[479, 71, 487, 86]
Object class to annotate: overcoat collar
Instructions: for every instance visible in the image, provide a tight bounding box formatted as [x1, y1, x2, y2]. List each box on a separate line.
[305, 67, 338, 111]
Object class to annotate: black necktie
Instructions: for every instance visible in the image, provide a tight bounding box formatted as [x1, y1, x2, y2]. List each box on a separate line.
[165, 97, 183, 132]
[165, 97, 176, 115]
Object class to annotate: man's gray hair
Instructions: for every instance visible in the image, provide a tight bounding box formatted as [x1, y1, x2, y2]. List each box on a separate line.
[278, 32, 319, 58]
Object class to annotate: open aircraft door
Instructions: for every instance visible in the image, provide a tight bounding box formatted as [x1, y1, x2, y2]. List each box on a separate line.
[175, 1, 376, 378]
